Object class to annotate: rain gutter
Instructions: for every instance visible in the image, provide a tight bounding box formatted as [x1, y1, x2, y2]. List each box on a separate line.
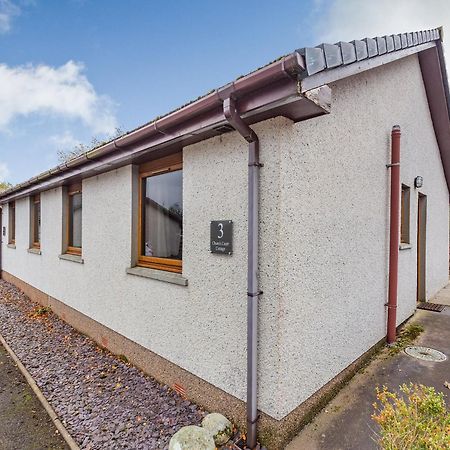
[0, 53, 316, 204]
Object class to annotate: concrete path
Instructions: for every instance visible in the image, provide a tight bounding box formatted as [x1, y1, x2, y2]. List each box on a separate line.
[286, 307, 450, 450]
[432, 281, 450, 306]
[0, 343, 69, 450]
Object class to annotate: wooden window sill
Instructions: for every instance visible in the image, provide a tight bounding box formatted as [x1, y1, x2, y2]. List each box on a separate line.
[399, 243, 412, 250]
[126, 266, 188, 286]
[59, 253, 84, 264]
[7, 243, 16, 249]
[28, 248, 42, 255]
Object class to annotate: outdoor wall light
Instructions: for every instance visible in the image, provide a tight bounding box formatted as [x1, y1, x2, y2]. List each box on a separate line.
[414, 176, 423, 188]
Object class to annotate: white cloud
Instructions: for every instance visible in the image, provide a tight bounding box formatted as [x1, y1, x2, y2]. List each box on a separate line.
[314, 0, 450, 63]
[0, 0, 19, 34]
[0, 60, 118, 135]
[0, 162, 10, 180]
[49, 130, 80, 150]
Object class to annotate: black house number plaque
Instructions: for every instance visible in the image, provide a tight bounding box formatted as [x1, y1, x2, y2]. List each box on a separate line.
[210, 220, 233, 255]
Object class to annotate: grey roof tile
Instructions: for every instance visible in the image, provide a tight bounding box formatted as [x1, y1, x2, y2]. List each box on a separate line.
[352, 40, 368, 60]
[376, 36, 387, 54]
[338, 41, 357, 64]
[385, 35, 394, 52]
[401, 33, 408, 48]
[393, 34, 402, 50]
[299, 47, 326, 75]
[364, 38, 378, 57]
[407, 32, 414, 46]
[318, 43, 343, 68]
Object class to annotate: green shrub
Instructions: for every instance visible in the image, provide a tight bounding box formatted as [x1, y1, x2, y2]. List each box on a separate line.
[372, 383, 450, 449]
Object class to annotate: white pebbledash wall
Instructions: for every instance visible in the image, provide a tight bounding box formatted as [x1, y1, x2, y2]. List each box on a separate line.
[2, 53, 448, 420]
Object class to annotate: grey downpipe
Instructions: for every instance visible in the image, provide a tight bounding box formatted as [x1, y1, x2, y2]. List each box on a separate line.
[223, 97, 261, 450]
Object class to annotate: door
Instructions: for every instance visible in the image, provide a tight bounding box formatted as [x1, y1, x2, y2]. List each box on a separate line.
[417, 193, 427, 302]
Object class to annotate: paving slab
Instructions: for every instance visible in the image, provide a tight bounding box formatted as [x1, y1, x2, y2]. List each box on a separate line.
[286, 307, 450, 450]
[0, 342, 69, 450]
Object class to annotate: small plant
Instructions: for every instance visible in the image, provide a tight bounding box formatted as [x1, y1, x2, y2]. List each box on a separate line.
[372, 383, 450, 449]
[389, 323, 424, 355]
[118, 354, 129, 364]
[30, 306, 51, 317]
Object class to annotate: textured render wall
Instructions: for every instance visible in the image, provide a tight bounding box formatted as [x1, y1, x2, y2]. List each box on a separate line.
[274, 54, 449, 418]
[0, 122, 288, 418]
[2, 163, 248, 403]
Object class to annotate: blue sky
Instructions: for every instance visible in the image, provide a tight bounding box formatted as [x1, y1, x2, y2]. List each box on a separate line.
[0, 0, 447, 184]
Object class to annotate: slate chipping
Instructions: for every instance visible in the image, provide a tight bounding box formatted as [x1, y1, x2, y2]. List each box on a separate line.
[0, 280, 206, 450]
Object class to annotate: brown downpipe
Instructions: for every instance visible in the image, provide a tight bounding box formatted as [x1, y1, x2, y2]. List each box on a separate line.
[387, 125, 401, 344]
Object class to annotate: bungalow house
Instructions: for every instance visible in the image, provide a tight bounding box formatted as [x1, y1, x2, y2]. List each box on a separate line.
[0, 28, 449, 449]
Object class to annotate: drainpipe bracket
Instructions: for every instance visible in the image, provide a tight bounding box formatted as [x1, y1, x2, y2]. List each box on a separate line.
[247, 414, 261, 425]
[384, 303, 397, 309]
[386, 163, 400, 169]
[247, 291, 263, 297]
[248, 162, 264, 168]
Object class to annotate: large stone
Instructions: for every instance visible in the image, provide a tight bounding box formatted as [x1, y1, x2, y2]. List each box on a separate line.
[169, 425, 215, 450]
[201, 413, 233, 446]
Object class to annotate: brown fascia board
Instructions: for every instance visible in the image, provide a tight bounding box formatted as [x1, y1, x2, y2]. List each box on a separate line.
[0, 53, 334, 203]
[418, 44, 450, 194]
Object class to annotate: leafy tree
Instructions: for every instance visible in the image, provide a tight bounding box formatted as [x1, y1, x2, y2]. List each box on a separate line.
[0, 181, 12, 192]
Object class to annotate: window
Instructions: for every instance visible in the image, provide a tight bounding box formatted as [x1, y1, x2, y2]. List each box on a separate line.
[8, 201, 15, 244]
[401, 184, 410, 244]
[31, 194, 41, 248]
[138, 153, 183, 273]
[67, 183, 82, 255]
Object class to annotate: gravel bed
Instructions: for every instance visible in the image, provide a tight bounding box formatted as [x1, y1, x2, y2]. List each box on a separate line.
[0, 280, 206, 449]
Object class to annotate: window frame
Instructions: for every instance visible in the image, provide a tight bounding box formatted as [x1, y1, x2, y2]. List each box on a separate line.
[8, 201, 15, 245]
[31, 194, 41, 249]
[400, 184, 411, 244]
[138, 153, 183, 273]
[66, 183, 82, 256]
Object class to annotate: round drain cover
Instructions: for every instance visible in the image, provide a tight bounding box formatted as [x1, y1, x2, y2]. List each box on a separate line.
[404, 346, 447, 362]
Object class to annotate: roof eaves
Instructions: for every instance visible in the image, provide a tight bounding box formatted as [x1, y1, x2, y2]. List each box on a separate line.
[1, 27, 445, 201]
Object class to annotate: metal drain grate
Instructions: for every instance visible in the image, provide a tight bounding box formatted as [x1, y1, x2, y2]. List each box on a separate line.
[417, 302, 446, 312]
[404, 346, 447, 362]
